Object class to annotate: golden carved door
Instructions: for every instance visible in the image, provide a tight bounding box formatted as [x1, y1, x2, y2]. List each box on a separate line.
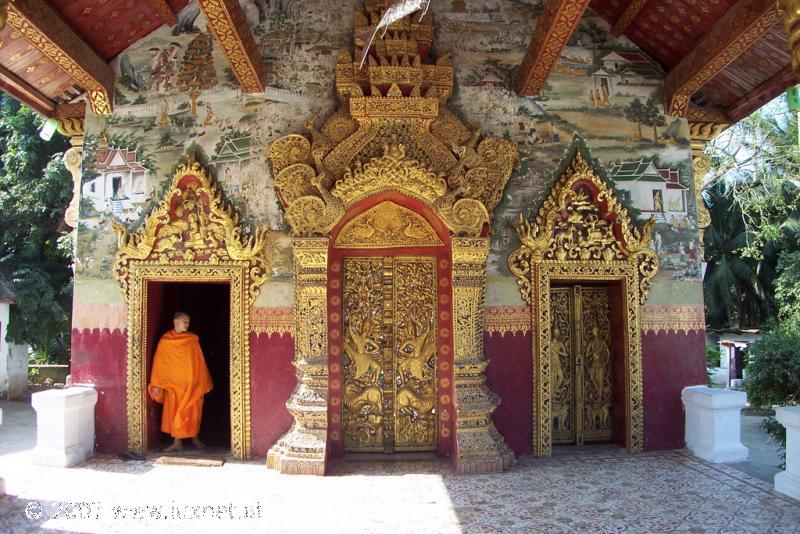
[550, 286, 613, 445]
[342, 256, 438, 452]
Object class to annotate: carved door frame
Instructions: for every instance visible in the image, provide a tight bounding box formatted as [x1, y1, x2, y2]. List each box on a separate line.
[534, 267, 641, 457]
[125, 265, 252, 459]
[509, 145, 659, 458]
[326, 192, 455, 458]
[112, 159, 270, 461]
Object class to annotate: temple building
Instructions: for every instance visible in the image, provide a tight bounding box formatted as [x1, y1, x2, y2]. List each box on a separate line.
[1, 0, 798, 474]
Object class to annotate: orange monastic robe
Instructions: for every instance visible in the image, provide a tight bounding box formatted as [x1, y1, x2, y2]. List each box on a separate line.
[148, 331, 213, 439]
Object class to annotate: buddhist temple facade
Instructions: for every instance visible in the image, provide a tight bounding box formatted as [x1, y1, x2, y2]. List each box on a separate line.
[3, 0, 796, 474]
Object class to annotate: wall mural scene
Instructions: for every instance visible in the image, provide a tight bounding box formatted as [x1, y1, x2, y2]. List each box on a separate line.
[76, 0, 700, 304]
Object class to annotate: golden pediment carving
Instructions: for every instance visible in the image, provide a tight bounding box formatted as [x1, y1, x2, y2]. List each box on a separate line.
[334, 201, 443, 249]
[112, 158, 270, 300]
[509, 144, 659, 305]
[265, 4, 517, 239]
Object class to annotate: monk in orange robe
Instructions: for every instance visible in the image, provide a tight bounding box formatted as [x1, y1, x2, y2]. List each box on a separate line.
[148, 311, 213, 452]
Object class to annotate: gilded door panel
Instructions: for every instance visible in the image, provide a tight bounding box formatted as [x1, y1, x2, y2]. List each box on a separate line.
[342, 257, 388, 452]
[580, 288, 613, 442]
[342, 256, 438, 453]
[550, 285, 613, 445]
[394, 257, 437, 451]
[550, 287, 574, 444]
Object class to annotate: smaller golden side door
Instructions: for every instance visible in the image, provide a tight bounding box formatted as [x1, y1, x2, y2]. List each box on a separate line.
[549, 285, 614, 446]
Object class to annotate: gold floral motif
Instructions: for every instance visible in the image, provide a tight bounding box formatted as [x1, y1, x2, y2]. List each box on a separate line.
[196, 0, 265, 93]
[112, 158, 270, 460]
[334, 201, 443, 249]
[779, 0, 800, 70]
[641, 305, 705, 334]
[267, 238, 329, 474]
[250, 307, 294, 336]
[266, 1, 516, 474]
[690, 120, 729, 233]
[509, 144, 655, 458]
[485, 306, 531, 336]
[7, 1, 114, 115]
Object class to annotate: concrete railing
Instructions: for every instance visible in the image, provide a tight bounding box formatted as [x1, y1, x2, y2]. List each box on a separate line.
[775, 406, 800, 500]
[682, 386, 748, 463]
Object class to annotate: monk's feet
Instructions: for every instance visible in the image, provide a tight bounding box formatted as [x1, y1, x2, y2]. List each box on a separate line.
[163, 440, 182, 453]
[192, 437, 206, 450]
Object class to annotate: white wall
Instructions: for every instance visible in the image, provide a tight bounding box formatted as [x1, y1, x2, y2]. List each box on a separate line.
[0, 303, 8, 398]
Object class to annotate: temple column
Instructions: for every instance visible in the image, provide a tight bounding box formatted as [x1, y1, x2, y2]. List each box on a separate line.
[779, 0, 800, 71]
[55, 104, 86, 230]
[689, 120, 728, 259]
[267, 237, 329, 474]
[450, 237, 513, 474]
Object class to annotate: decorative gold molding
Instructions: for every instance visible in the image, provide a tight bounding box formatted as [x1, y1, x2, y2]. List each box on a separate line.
[266, 3, 516, 474]
[641, 305, 705, 334]
[610, 0, 650, 38]
[452, 237, 514, 473]
[517, 0, 591, 96]
[689, 120, 729, 232]
[112, 158, 270, 460]
[509, 143, 657, 458]
[0, 0, 9, 31]
[56, 103, 86, 229]
[7, 0, 115, 115]
[196, 0, 266, 93]
[151, 0, 177, 27]
[485, 306, 531, 336]
[334, 201, 443, 248]
[267, 237, 329, 474]
[664, 0, 781, 117]
[250, 307, 294, 336]
[779, 0, 800, 71]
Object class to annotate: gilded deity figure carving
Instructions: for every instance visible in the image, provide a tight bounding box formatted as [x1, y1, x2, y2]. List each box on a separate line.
[265, 0, 517, 474]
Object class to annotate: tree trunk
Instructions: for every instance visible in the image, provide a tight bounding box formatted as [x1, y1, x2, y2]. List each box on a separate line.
[636, 122, 642, 140]
[190, 92, 198, 117]
[653, 126, 658, 143]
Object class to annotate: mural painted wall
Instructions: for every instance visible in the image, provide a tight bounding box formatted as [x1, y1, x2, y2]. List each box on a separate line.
[73, 0, 705, 456]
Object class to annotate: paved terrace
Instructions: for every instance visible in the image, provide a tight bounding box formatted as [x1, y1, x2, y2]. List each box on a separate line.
[0, 401, 798, 533]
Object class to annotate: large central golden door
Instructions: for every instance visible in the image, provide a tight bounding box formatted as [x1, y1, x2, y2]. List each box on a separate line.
[342, 256, 438, 452]
[550, 285, 614, 445]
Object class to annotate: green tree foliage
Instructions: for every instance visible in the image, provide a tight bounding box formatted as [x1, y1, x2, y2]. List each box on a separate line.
[702, 181, 772, 328]
[0, 95, 73, 362]
[704, 95, 800, 328]
[623, 98, 644, 140]
[746, 320, 800, 409]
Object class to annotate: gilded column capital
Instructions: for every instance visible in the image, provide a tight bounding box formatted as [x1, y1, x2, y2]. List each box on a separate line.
[689, 120, 728, 231]
[779, 0, 800, 70]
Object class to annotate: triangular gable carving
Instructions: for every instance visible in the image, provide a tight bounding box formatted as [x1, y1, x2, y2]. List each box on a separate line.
[509, 142, 659, 305]
[112, 157, 270, 298]
[334, 200, 443, 249]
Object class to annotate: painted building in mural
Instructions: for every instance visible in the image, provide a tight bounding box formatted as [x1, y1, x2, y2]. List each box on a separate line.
[67, 0, 709, 472]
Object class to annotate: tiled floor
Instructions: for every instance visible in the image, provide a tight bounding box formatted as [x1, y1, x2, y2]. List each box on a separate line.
[1, 448, 798, 533]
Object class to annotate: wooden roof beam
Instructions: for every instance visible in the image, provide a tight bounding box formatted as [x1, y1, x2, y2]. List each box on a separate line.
[0, 63, 56, 116]
[151, 0, 177, 27]
[610, 0, 650, 38]
[664, 0, 782, 117]
[517, 0, 590, 96]
[196, 0, 266, 93]
[725, 66, 799, 122]
[6, 0, 114, 115]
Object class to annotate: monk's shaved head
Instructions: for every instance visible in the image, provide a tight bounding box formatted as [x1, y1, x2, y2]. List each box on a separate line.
[173, 311, 191, 333]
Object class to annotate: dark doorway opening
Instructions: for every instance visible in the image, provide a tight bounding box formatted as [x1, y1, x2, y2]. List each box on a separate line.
[145, 281, 231, 451]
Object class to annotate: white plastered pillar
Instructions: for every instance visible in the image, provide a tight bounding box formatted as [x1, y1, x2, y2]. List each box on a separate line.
[682, 385, 748, 463]
[775, 406, 800, 500]
[31, 387, 98, 467]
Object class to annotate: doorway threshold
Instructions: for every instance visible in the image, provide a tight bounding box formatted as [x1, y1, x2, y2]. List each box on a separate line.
[340, 452, 439, 462]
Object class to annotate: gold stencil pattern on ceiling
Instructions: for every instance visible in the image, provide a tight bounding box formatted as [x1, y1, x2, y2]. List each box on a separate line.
[335, 201, 443, 248]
